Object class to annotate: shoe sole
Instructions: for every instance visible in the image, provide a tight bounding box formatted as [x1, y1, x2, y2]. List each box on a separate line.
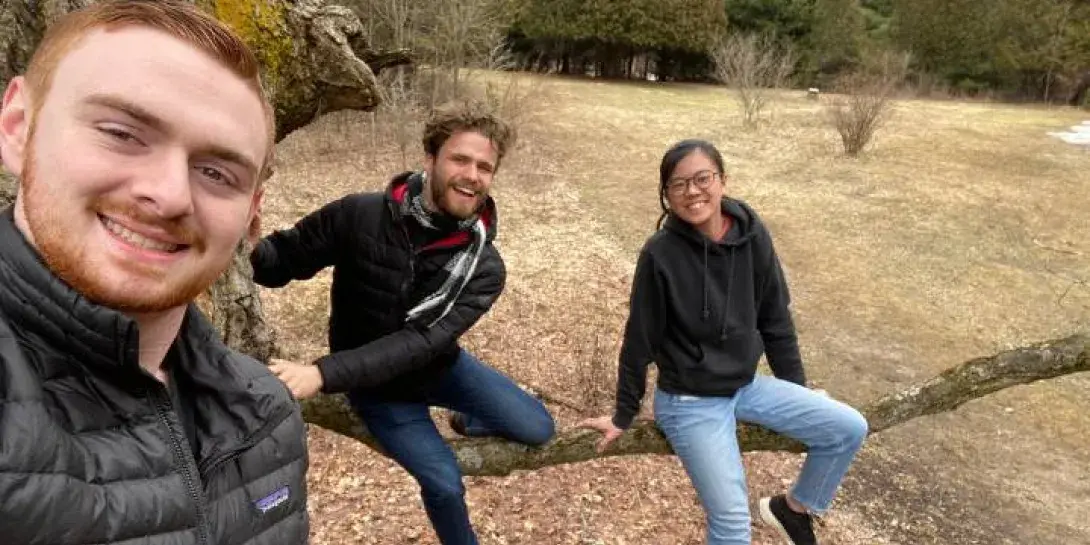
[759, 497, 796, 545]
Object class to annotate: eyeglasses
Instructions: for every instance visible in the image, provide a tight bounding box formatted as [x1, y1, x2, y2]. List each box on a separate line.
[665, 170, 722, 197]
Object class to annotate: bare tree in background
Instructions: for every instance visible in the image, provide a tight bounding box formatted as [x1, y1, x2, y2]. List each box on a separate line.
[475, 41, 552, 129]
[358, 0, 424, 168]
[376, 71, 425, 170]
[825, 51, 910, 156]
[710, 33, 795, 127]
[416, 0, 505, 110]
[340, 0, 542, 164]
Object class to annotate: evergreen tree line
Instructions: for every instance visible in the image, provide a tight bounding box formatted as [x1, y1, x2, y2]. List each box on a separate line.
[344, 0, 1090, 104]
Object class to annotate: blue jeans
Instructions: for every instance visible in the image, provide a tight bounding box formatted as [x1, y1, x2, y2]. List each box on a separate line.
[654, 376, 868, 545]
[347, 350, 555, 545]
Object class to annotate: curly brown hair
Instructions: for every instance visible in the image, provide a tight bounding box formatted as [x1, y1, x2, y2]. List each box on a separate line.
[422, 100, 517, 166]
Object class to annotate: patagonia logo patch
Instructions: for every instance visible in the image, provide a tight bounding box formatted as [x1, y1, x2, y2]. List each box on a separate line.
[255, 486, 290, 513]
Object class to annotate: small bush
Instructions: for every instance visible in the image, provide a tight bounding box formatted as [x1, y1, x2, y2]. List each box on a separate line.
[825, 51, 910, 156]
[709, 33, 795, 128]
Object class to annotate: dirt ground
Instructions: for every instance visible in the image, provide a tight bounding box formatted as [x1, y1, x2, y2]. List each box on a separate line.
[261, 72, 1090, 544]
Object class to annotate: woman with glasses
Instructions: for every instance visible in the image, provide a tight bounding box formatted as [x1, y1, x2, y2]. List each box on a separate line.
[579, 139, 868, 545]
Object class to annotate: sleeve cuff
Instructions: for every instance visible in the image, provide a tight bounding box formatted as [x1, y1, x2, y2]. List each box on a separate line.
[612, 412, 634, 430]
[314, 356, 343, 394]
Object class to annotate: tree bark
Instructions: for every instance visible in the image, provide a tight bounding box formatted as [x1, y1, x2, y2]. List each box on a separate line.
[1069, 70, 1090, 107]
[0, 0, 412, 142]
[300, 333, 1089, 477]
[0, 170, 14, 209]
[194, 242, 280, 364]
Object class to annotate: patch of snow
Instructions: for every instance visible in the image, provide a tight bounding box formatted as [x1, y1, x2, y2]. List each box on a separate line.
[1047, 121, 1090, 146]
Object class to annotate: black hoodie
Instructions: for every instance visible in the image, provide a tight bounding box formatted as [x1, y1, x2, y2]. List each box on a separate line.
[612, 198, 806, 429]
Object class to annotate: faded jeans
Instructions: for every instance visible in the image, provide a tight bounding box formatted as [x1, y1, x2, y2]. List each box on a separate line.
[654, 376, 869, 545]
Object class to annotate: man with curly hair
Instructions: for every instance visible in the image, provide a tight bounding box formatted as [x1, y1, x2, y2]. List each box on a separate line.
[252, 100, 555, 545]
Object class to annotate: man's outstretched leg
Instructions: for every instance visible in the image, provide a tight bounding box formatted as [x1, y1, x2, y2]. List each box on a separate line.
[431, 349, 556, 446]
[349, 395, 479, 545]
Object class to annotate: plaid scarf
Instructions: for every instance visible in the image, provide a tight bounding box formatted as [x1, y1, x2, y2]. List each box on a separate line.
[400, 172, 488, 327]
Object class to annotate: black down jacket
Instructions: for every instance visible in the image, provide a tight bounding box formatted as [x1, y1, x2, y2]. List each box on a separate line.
[250, 172, 505, 401]
[0, 208, 310, 545]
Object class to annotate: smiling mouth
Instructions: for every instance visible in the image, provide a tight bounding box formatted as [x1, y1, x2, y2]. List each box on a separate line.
[452, 186, 477, 198]
[100, 215, 187, 253]
[685, 201, 708, 211]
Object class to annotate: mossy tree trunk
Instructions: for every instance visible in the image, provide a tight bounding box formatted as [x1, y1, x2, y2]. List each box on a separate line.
[1069, 69, 1090, 107]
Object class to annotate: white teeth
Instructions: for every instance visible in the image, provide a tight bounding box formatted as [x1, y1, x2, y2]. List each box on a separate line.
[687, 202, 706, 211]
[102, 217, 182, 253]
[454, 187, 475, 197]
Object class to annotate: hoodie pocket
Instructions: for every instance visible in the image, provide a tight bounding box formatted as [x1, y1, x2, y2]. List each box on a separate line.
[677, 329, 764, 394]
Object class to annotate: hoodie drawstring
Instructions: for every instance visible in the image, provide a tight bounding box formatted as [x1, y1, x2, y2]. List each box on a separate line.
[701, 238, 710, 321]
[721, 246, 736, 341]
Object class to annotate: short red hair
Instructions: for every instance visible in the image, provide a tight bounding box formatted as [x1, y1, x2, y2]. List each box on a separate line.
[23, 0, 275, 180]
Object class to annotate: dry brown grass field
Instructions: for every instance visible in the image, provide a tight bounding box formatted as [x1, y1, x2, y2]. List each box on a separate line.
[260, 71, 1090, 544]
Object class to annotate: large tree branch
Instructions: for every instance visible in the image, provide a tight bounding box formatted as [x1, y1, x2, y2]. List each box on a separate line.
[300, 333, 1089, 476]
[361, 47, 413, 75]
[9, 165, 1086, 479]
[862, 333, 1088, 433]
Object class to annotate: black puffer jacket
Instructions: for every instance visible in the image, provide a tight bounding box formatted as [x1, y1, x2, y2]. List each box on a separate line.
[0, 208, 310, 545]
[251, 172, 504, 400]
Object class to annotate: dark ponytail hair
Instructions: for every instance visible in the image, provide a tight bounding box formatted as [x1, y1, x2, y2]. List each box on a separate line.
[656, 139, 726, 229]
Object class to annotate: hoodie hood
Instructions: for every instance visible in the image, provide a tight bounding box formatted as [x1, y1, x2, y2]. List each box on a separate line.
[385, 170, 499, 248]
[663, 197, 760, 248]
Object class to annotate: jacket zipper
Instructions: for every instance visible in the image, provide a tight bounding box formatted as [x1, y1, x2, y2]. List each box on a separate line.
[150, 387, 211, 545]
[399, 221, 416, 302]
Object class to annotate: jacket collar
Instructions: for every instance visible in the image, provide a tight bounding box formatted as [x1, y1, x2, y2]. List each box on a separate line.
[664, 197, 760, 249]
[0, 206, 140, 374]
[384, 170, 500, 245]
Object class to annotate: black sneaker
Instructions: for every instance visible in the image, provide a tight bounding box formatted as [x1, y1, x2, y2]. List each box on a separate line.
[448, 412, 469, 436]
[759, 495, 817, 545]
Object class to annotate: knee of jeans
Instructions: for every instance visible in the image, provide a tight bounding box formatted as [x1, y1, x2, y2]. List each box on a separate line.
[420, 475, 466, 504]
[839, 409, 869, 450]
[523, 411, 556, 446]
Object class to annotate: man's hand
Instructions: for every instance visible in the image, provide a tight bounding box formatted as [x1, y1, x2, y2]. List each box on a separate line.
[269, 359, 323, 399]
[577, 416, 625, 454]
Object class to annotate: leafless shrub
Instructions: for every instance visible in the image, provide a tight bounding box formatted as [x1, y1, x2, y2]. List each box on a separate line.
[358, 0, 546, 166]
[413, 0, 504, 110]
[375, 71, 425, 170]
[825, 51, 910, 156]
[471, 44, 552, 130]
[709, 33, 795, 127]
